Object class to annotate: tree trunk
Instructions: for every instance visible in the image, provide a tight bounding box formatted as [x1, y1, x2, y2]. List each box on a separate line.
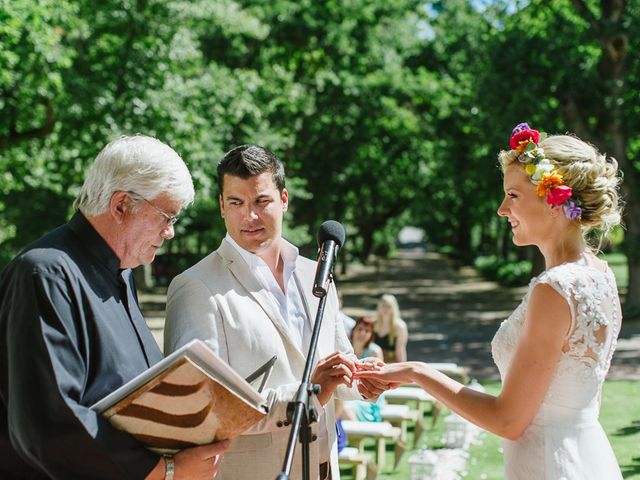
[360, 227, 374, 264]
[530, 247, 545, 276]
[598, 0, 639, 317]
[0, 98, 56, 149]
[453, 209, 473, 264]
[610, 123, 640, 316]
[570, 0, 639, 315]
[500, 224, 511, 261]
[622, 199, 640, 317]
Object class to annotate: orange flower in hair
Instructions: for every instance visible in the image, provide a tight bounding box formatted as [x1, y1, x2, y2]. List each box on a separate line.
[535, 171, 564, 197]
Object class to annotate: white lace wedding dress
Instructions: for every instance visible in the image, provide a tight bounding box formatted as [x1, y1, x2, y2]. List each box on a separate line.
[491, 260, 623, 479]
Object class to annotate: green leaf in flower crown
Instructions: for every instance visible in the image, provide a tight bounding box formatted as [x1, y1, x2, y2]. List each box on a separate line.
[525, 142, 537, 152]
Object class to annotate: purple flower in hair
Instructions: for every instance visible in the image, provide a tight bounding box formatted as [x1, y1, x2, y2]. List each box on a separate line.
[563, 201, 582, 220]
[511, 123, 531, 137]
[510, 123, 541, 150]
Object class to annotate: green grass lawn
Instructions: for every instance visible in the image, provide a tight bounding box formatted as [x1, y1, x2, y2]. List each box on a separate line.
[340, 381, 640, 479]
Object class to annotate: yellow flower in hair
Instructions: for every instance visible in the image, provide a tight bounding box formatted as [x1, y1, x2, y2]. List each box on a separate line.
[524, 163, 537, 176]
[536, 171, 564, 197]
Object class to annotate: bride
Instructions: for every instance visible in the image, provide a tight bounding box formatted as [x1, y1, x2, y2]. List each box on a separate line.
[356, 123, 624, 479]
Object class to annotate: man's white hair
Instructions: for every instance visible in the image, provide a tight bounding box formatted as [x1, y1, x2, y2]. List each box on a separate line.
[74, 135, 195, 216]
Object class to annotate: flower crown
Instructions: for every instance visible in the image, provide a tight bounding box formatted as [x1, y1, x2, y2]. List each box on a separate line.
[509, 123, 581, 220]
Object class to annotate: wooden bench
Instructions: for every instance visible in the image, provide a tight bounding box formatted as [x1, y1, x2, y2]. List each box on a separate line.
[341, 420, 404, 471]
[384, 387, 435, 418]
[426, 362, 470, 384]
[338, 446, 377, 480]
[380, 403, 420, 446]
[383, 386, 443, 441]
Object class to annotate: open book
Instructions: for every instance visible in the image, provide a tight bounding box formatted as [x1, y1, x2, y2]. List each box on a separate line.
[91, 339, 274, 455]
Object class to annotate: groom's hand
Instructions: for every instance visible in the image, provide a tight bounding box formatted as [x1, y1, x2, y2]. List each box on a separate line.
[311, 352, 357, 405]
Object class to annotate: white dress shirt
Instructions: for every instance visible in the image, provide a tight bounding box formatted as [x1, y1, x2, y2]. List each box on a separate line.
[225, 234, 330, 461]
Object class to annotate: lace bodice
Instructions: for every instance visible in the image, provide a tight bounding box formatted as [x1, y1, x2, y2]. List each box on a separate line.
[492, 261, 621, 409]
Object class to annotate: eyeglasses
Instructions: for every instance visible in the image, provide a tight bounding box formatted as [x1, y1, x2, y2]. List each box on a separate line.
[127, 191, 179, 226]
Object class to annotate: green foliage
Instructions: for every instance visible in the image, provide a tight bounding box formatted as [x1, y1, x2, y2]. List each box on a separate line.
[0, 0, 78, 140]
[474, 255, 502, 280]
[601, 252, 629, 291]
[475, 255, 532, 286]
[1, 0, 639, 303]
[242, 0, 437, 261]
[495, 260, 532, 286]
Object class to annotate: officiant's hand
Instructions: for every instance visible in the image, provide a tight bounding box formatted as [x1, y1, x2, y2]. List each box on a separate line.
[174, 439, 231, 479]
[311, 352, 357, 405]
[146, 439, 231, 480]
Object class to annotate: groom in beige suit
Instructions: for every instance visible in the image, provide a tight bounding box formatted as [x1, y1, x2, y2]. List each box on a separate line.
[164, 145, 384, 480]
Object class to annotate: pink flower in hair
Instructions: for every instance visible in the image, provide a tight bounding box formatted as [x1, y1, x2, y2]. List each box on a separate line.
[510, 122, 541, 151]
[546, 185, 573, 206]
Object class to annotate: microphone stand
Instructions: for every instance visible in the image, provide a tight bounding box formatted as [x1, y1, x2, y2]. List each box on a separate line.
[276, 273, 334, 480]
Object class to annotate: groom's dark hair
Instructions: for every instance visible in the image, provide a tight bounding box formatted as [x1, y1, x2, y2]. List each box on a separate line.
[217, 144, 286, 194]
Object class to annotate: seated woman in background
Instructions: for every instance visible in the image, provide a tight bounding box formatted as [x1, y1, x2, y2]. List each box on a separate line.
[351, 315, 383, 361]
[337, 316, 385, 423]
[374, 294, 408, 363]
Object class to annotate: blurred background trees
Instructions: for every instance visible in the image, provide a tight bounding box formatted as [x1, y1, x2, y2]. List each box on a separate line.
[1, 0, 638, 315]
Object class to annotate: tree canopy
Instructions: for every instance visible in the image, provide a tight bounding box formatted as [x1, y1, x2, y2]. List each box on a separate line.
[1, 0, 638, 315]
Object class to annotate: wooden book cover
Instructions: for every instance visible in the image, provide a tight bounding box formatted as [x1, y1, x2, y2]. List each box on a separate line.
[91, 340, 269, 455]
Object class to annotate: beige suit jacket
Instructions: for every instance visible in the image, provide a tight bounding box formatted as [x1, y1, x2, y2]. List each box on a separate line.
[164, 238, 360, 479]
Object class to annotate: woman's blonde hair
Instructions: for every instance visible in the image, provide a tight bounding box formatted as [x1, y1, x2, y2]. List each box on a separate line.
[499, 134, 623, 238]
[375, 294, 402, 345]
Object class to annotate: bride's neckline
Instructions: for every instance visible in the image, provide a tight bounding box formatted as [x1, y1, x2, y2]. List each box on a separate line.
[542, 251, 609, 276]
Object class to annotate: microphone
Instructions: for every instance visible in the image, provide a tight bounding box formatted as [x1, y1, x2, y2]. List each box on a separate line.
[312, 220, 346, 298]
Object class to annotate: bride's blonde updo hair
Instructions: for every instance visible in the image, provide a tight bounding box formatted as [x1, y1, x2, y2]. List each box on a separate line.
[499, 134, 623, 236]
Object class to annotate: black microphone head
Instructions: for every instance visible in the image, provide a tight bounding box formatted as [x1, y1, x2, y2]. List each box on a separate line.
[317, 220, 346, 248]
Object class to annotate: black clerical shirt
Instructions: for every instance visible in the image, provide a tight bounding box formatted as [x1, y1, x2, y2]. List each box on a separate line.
[0, 212, 164, 479]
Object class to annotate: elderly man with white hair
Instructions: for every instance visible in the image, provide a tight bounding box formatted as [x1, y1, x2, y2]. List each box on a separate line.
[0, 135, 229, 480]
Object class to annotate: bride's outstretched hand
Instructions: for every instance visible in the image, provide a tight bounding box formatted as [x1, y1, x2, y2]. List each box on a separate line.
[356, 358, 396, 398]
[354, 361, 420, 387]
